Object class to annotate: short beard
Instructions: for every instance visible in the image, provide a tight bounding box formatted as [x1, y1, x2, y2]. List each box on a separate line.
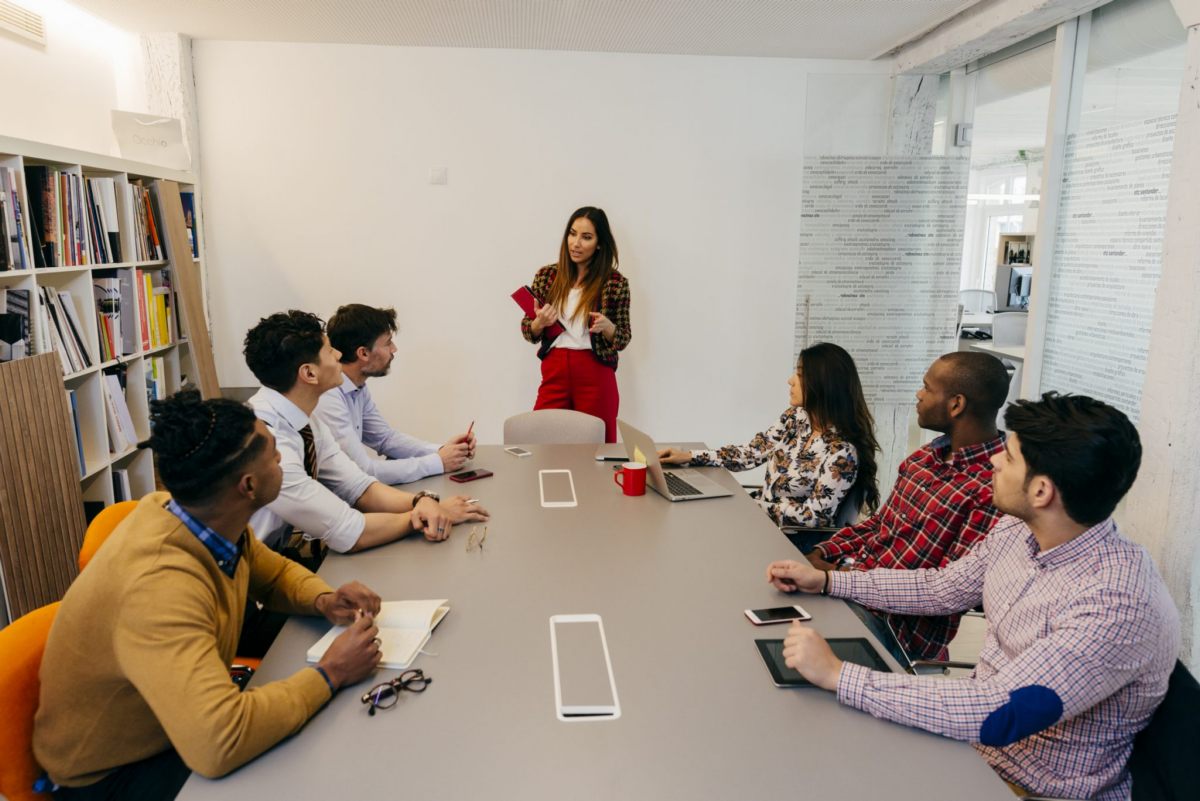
[362, 364, 391, 379]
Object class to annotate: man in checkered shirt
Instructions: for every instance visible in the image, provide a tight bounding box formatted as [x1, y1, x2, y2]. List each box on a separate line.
[767, 393, 1180, 800]
[808, 351, 1011, 660]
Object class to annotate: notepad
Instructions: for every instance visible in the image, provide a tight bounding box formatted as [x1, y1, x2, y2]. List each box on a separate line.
[511, 285, 565, 340]
[306, 599, 450, 670]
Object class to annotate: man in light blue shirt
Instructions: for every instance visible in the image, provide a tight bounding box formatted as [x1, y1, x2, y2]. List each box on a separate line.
[314, 304, 475, 485]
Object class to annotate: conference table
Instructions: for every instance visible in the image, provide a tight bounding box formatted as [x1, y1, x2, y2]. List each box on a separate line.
[178, 444, 1011, 801]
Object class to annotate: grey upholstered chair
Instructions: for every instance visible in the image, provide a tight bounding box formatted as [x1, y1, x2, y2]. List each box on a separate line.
[503, 409, 606, 445]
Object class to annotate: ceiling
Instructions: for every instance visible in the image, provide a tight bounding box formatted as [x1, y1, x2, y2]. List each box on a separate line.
[64, 0, 982, 60]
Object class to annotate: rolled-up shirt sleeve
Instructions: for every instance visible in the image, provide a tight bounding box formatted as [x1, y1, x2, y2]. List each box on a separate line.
[270, 453, 366, 553]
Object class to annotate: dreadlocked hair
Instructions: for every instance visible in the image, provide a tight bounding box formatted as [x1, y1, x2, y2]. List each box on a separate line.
[140, 390, 267, 505]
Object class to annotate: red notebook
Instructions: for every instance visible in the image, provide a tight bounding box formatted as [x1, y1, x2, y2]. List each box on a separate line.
[511, 285, 565, 340]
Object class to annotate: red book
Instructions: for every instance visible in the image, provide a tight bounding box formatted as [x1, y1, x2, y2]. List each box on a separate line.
[511, 285, 565, 340]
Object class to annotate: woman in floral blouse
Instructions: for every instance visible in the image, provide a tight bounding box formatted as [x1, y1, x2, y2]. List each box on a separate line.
[659, 342, 880, 528]
[520, 206, 631, 443]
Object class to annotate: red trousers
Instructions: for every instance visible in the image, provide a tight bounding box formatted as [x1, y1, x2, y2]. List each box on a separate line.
[534, 348, 619, 442]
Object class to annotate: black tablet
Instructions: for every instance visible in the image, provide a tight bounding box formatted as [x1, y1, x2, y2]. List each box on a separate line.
[755, 637, 892, 687]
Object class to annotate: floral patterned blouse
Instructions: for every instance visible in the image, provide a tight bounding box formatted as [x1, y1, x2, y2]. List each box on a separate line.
[690, 406, 859, 528]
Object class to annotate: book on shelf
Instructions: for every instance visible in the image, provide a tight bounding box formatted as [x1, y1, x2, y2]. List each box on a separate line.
[84, 177, 122, 264]
[92, 274, 121, 362]
[39, 286, 92, 373]
[0, 288, 31, 362]
[1, 166, 33, 271]
[23, 165, 59, 268]
[101, 371, 137, 454]
[307, 599, 450, 670]
[179, 191, 199, 258]
[0, 191, 9, 271]
[68, 389, 85, 476]
[116, 270, 139, 355]
[129, 181, 164, 262]
[139, 269, 177, 348]
[112, 468, 131, 502]
[145, 355, 166, 404]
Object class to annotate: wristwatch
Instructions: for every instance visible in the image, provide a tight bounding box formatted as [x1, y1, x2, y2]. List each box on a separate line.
[411, 490, 440, 507]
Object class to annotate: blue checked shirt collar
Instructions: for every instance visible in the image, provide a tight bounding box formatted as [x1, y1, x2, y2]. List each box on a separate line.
[166, 498, 243, 578]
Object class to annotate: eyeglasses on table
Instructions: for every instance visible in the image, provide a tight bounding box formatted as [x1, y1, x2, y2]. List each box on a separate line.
[361, 669, 432, 715]
[466, 525, 488, 553]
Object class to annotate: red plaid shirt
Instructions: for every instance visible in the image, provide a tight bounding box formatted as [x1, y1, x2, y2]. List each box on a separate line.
[817, 433, 1005, 660]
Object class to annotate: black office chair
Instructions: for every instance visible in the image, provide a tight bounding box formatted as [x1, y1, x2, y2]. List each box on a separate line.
[778, 483, 865, 555]
[1127, 659, 1200, 801]
[1020, 659, 1198, 801]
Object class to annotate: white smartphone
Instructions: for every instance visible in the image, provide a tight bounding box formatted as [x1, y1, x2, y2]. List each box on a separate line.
[504, 446, 532, 458]
[744, 605, 812, 626]
[539, 469, 577, 508]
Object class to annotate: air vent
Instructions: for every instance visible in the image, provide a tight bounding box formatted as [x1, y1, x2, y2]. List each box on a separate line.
[0, 0, 45, 46]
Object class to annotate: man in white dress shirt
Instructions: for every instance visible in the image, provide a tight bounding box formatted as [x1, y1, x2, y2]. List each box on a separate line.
[314, 304, 475, 485]
[243, 310, 489, 560]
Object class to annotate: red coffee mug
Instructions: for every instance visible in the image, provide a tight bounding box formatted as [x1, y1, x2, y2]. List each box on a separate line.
[613, 462, 647, 496]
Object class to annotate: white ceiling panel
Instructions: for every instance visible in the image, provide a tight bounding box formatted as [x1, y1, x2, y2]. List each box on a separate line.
[64, 0, 984, 60]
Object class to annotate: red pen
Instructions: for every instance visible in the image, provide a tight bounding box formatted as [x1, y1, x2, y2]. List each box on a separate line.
[465, 420, 474, 441]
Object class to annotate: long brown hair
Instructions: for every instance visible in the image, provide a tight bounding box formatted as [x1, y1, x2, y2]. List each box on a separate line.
[546, 207, 619, 325]
[799, 342, 881, 513]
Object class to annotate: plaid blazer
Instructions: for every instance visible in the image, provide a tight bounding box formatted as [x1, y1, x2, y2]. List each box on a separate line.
[519, 264, 631, 368]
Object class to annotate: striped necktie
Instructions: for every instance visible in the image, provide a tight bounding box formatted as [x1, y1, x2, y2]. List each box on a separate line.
[298, 424, 318, 480]
[281, 424, 325, 570]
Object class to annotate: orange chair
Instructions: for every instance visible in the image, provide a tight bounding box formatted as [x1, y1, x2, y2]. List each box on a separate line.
[77, 500, 138, 572]
[0, 602, 60, 801]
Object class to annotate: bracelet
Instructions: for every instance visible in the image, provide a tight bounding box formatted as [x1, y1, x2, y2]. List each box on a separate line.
[821, 571, 831, 596]
[314, 665, 337, 695]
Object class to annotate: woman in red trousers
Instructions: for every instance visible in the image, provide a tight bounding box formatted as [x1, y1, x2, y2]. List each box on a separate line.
[520, 206, 631, 443]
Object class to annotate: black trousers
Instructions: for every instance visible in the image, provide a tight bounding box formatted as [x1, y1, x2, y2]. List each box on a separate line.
[236, 531, 326, 658]
[52, 749, 190, 801]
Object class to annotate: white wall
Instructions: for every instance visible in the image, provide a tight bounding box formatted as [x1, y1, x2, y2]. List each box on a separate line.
[193, 41, 889, 447]
[0, 0, 145, 154]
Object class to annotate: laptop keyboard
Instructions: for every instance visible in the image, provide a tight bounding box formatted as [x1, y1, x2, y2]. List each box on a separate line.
[663, 471, 703, 497]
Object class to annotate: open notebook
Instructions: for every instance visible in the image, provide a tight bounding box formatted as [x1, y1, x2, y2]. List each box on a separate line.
[306, 599, 450, 670]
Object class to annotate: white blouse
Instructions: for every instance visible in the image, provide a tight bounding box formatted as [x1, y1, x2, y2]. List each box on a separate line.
[550, 288, 593, 351]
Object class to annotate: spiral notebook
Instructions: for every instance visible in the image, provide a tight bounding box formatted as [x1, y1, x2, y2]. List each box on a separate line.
[306, 599, 450, 670]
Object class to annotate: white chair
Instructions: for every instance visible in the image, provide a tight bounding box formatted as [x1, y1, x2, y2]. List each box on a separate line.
[989, 312, 1028, 429]
[991, 311, 1028, 347]
[503, 409, 605, 445]
[959, 289, 996, 314]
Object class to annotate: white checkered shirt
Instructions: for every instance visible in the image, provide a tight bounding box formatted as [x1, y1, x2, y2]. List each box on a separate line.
[829, 515, 1180, 800]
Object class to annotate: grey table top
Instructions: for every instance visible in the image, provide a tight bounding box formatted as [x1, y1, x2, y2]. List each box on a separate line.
[179, 444, 1011, 801]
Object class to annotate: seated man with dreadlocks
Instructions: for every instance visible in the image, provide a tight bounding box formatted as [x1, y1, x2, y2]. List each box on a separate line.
[34, 391, 386, 801]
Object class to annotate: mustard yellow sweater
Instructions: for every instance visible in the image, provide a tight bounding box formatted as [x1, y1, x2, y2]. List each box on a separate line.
[34, 492, 336, 785]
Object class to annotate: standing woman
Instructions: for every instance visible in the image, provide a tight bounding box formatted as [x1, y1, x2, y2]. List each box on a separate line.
[520, 207, 631, 442]
[659, 342, 880, 528]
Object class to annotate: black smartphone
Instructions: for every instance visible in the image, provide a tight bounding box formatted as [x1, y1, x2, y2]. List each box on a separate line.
[449, 469, 494, 483]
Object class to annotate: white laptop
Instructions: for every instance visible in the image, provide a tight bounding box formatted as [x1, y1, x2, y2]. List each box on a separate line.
[593, 443, 627, 461]
[615, 420, 733, 502]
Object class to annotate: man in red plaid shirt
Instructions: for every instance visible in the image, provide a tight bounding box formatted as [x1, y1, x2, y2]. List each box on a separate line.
[807, 351, 1010, 660]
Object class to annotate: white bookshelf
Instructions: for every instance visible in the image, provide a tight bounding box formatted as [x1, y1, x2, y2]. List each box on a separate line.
[0, 136, 205, 516]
